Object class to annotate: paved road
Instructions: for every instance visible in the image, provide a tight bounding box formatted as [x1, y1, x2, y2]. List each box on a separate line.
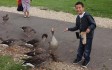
[0, 11, 112, 70]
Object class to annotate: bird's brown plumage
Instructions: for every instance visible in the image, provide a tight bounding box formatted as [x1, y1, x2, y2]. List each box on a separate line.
[21, 26, 36, 37]
[2, 14, 9, 23]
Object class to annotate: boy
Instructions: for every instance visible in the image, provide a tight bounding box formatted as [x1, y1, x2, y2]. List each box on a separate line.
[65, 2, 96, 67]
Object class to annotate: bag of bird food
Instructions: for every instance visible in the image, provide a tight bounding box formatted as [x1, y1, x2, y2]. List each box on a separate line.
[17, 0, 23, 11]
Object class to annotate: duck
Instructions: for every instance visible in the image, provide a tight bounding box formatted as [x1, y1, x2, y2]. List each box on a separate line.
[2, 14, 9, 24]
[21, 26, 36, 37]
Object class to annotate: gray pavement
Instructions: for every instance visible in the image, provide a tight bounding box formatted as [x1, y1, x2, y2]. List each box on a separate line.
[0, 11, 112, 70]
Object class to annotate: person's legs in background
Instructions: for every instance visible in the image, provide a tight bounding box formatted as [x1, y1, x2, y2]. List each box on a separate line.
[24, 10, 27, 17]
[22, 0, 27, 17]
[22, 0, 30, 18]
[26, 1, 30, 17]
[26, 11, 29, 17]
[23, 6, 29, 17]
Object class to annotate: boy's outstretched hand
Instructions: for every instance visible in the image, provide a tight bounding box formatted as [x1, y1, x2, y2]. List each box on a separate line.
[64, 28, 68, 32]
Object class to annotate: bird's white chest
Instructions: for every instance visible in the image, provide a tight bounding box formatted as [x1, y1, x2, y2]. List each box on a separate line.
[50, 36, 58, 47]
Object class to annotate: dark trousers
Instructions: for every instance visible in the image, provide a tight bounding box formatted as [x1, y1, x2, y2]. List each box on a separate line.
[76, 38, 93, 62]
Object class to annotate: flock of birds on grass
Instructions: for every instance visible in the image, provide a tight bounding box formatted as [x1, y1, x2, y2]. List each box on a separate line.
[0, 14, 60, 68]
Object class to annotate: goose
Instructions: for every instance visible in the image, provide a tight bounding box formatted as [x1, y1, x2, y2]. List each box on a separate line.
[37, 33, 48, 49]
[48, 28, 59, 62]
[49, 28, 58, 52]
[22, 49, 50, 68]
[25, 38, 39, 47]
[11, 39, 27, 46]
[0, 37, 9, 47]
[2, 14, 9, 24]
[24, 34, 48, 56]
[1, 38, 15, 46]
[24, 47, 46, 57]
[41, 33, 48, 42]
[25, 33, 48, 48]
[21, 26, 36, 37]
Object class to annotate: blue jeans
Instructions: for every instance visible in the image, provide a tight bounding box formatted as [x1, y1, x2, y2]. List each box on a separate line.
[76, 38, 93, 62]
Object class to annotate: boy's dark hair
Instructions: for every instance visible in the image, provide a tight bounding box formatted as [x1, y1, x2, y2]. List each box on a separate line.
[75, 2, 84, 7]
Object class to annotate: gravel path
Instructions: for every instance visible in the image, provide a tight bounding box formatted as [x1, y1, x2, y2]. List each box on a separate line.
[0, 6, 112, 29]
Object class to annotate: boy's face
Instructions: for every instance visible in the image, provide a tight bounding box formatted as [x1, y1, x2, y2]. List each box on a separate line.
[75, 4, 84, 15]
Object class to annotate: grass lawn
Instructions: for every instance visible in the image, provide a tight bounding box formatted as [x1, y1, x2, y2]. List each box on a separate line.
[0, 55, 28, 70]
[0, 0, 112, 18]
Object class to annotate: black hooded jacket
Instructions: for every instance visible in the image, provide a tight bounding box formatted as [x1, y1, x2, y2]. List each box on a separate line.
[68, 12, 96, 38]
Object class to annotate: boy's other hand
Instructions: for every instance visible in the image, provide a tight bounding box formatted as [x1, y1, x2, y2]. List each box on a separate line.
[86, 28, 90, 33]
[64, 28, 68, 32]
